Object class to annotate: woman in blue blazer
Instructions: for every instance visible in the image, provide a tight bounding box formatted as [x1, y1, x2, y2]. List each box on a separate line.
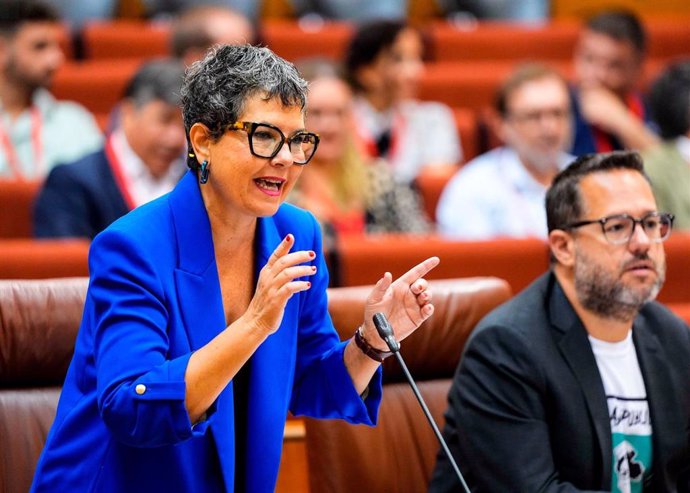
[31, 45, 439, 492]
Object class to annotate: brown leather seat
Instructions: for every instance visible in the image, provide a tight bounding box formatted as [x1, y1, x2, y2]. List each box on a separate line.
[0, 278, 88, 493]
[0, 276, 511, 493]
[305, 277, 512, 493]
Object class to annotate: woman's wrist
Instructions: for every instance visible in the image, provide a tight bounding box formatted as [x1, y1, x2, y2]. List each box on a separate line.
[354, 325, 392, 362]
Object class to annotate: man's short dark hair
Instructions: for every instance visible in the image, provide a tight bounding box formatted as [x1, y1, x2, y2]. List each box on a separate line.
[585, 11, 647, 55]
[546, 151, 648, 233]
[0, 0, 60, 37]
[123, 59, 186, 108]
[495, 63, 568, 117]
[649, 60, 690, 140]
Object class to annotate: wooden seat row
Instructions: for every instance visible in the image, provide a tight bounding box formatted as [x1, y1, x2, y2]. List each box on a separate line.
[75, 17, 690, 63]
[2, 232, 689, 307]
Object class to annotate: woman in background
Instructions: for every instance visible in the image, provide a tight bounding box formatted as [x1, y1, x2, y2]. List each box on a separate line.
[345, 20, 462, 184]
[291, 60, 431, 249]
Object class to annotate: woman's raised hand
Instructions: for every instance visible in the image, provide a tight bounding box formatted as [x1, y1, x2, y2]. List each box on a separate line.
[244, 234, 316, 336]
[361, 257, 440, 351]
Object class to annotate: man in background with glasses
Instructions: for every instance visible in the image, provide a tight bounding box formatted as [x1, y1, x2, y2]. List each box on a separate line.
[431, 151, 690, 492]
[437, 64, 573, 241]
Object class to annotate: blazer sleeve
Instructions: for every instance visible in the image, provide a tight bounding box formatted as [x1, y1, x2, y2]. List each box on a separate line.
[430, 324, 606, 493]
[86, 228, 213, 447]
[288, 213, 382, 425]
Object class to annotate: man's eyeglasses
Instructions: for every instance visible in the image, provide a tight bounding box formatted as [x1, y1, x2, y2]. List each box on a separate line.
[564, 212, 675, 245]
[226, 121, 319, 165]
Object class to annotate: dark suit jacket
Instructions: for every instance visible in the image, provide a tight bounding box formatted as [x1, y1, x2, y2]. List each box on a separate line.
[430, 272, 690, 493]
[33, 149, 128, 239]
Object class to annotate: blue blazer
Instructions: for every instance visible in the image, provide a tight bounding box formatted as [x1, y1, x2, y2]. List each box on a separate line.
[33, 149, 129, 239]
[31, 171, 382, 493]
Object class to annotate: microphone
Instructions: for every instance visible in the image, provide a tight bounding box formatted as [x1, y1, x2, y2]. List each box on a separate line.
[373, 312, 471, 493]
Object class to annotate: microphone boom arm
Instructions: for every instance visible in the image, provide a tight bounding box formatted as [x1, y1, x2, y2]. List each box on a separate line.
[373, 312, 471, 493]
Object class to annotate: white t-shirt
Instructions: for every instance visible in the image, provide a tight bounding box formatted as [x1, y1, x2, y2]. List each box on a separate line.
[589, 331, 652, 493]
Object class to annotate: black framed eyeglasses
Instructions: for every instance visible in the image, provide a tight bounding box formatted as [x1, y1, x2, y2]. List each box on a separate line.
[564, 212, 675, 245]
[225, 121, 319, 165]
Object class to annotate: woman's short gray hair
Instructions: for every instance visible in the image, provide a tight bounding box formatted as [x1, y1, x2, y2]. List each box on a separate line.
[181, 44, 308, 145]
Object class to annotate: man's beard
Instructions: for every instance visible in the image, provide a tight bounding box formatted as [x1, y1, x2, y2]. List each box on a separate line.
[574, 249, 666, 322]
[4, 59, 52, 93]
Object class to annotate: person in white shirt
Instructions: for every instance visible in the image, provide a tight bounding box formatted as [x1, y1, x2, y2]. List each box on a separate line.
[33, 59, 186, 239]
[0, 0, 102, 179]
[344, 19, 462, 184]
[437, 64, 574, 240]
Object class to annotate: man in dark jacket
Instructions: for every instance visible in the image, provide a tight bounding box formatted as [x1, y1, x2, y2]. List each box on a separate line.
[33, 59, 186, 239]
[430, 151, 690, 492]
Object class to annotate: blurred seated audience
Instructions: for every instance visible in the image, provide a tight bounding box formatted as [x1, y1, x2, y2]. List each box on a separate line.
[570, 11, 659, 156]
[344, 20, 462, 184]
[290, 0, 406, 21]
[0, 0, 102, 179]
[33, 59, 186, 239]
[643, 60, 690, 231]
[170, 4, 256, 65]
[142, 0, 259, 22]
[44, 0, 116, 28]
[437, 64, 573, 240]
[289, 60, 431, 250]
[440, 0, 548, 23]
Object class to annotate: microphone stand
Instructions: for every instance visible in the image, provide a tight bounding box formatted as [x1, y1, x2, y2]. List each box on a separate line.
[373, 313, 471, 493]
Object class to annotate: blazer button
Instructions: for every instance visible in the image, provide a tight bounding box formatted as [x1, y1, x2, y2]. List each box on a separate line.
[135, 384, 146, 395]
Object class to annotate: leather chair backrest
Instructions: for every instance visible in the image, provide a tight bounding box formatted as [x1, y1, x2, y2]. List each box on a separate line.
[0, 278, 88, 493]
[306, 277, 512, 493]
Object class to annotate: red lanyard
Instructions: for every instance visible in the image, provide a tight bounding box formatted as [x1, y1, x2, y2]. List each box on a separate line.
[105, 134, 136, 211]
[0, 107, 43, 179]
[592, 93, 645, 153]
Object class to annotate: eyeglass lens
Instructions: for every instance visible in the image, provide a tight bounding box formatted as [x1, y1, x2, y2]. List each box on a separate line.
[251, 124, 317, 163]
[603, 214, 672, 244]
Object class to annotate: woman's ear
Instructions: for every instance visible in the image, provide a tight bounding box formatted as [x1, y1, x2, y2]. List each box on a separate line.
[549, 229, 575, 268]
[189, 123, 212, 164]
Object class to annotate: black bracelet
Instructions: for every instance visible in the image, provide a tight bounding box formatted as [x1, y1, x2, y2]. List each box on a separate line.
[354, 326, 392, 362]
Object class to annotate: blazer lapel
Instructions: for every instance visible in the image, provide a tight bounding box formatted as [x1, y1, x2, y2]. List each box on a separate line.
[633, 317, 682, 490]
[549, 277, 612, 487]
[169, 172, 236, 489]
[170, 172, 225, 350]
[244, 214, 297, 491]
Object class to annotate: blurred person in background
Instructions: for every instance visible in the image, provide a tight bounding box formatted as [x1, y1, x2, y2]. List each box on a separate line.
[290, 0, 405, 22]
[33, 59, 186, 239]
[570, 11, 659, 156]
[0, 0, 102, 179]
[143, 0, 259, 23]
[345, 20, 462, 185]
[170, 4, 256, 65]
[289, 60, 431, 250]
[643, 59, 690, 231]
[437, 64, 573, 240]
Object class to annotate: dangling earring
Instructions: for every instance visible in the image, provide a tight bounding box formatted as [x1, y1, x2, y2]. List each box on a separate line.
[199, 160, 210, 184]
